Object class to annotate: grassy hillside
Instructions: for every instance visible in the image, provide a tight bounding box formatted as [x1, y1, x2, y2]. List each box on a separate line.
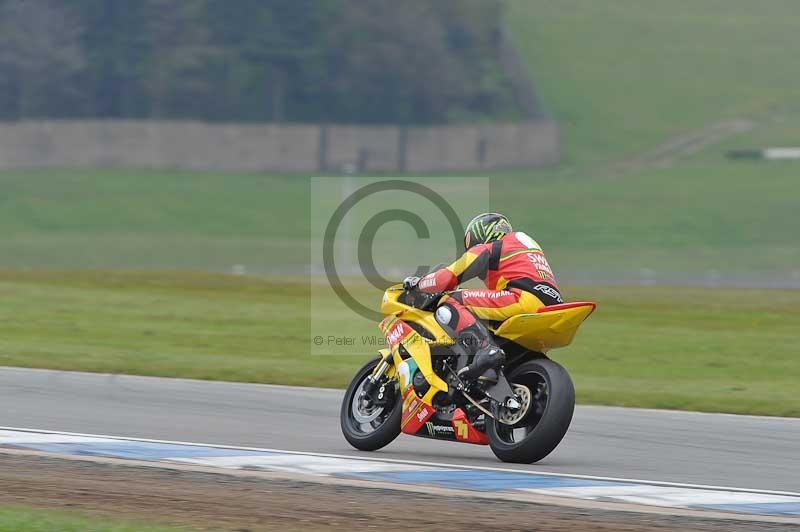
[506, 0, 800, 166]
[499, 1, 800, 283]
[1, 270, 797, 416]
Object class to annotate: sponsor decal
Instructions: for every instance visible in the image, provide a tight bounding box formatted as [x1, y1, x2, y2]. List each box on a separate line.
[418, 276, 438, 289]
[426, 421, 455, 436]
[460, 290, 513, 299]
[403, 395, 419, 413]
[385, 322, 407, 348]
[533, 283, 563, 303]
[527, 252, 554, 279]
[401, 397, 431, 431]
[527, 252, 551, 268]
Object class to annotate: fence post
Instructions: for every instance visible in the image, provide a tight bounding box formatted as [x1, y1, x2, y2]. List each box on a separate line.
[397, 126, 408, 172]
[318, 125, 329, 172]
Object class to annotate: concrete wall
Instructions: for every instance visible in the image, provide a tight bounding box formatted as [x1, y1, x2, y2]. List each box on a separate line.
[0, 120, 559, 172]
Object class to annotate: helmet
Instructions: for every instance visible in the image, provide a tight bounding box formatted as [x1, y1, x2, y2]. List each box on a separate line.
[464, 213, 512, 249]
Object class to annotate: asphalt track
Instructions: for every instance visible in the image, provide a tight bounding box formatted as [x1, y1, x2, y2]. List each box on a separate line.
[2, 366, 798, 492]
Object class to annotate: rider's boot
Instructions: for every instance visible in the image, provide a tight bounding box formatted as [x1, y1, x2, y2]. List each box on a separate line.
[454, 321, 505, 384]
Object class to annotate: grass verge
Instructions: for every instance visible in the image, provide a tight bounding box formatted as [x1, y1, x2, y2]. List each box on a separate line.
[1, 270, 797, 416]
[0, 505, 174, 532]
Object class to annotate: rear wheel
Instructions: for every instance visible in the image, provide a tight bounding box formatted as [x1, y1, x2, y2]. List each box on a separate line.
[340, 357, 401, 451]
[487, 358, 575, 463]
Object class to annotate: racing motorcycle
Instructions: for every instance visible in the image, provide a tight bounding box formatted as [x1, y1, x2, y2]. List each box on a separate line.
[340, 281, 596, 463]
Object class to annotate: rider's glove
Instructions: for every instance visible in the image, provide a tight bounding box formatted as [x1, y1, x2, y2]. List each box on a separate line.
[403, 276, 421, 291]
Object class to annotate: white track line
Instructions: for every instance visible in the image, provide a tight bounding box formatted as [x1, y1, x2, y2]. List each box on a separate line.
[2, 425, 798, 498]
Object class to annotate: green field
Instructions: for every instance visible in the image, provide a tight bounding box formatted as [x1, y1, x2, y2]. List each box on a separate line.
[0, 506, 174, 532]
[2, 270, 797, 416]
[2, 163, 799, 283]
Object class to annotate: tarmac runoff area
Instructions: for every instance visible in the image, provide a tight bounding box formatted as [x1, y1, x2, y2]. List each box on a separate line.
[1, 366, 799, 528]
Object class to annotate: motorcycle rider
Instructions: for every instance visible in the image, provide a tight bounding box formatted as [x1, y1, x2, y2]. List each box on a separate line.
[403, 213, 563, 385]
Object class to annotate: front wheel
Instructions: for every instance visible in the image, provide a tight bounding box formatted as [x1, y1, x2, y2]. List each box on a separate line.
[340, 357, 402, 451]
[487, 358, 575, 463]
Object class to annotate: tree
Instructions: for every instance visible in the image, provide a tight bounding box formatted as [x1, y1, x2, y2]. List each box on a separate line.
[0, 0, 87, 119]
[204, 0, 337, 121]
[70, 0, 152, 117]
[0, 0, 525, 123]
[142, 0, 218, 119]
[316, 0, 514, 123]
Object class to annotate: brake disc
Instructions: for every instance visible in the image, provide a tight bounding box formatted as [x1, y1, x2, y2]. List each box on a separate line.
[352, 379, 385, 424]
[497, 384, 531, 425]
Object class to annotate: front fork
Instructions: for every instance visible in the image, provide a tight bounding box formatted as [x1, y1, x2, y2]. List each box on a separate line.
[362, 358, 391, 405]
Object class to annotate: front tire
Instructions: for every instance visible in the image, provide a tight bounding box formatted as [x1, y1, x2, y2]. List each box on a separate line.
[487, 358, 575, 463]
[340, 357, 402, 451]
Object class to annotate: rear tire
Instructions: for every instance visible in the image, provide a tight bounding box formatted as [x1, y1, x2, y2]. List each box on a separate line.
[340, 357, 402, 451]
[487, 358, 575, 463]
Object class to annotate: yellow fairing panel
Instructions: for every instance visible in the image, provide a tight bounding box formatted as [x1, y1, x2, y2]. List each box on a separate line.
[381, 286, 452, 345]
[378, 314, 448, 393]
[492, 302, 596, 353]
[400, 335, 448, 393]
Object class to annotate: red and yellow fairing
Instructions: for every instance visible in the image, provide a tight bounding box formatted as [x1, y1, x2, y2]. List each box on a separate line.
[376, 286, 595, 445]
[399, 384, 434, 435]
[490, 302, 596, 353]
[377, 313, 449, 404]
[380, 285, 594, 354]
[452, 408, 488, 444]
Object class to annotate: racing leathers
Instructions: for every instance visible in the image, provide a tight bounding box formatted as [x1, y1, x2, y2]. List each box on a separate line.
[415, 231, 563, 382]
